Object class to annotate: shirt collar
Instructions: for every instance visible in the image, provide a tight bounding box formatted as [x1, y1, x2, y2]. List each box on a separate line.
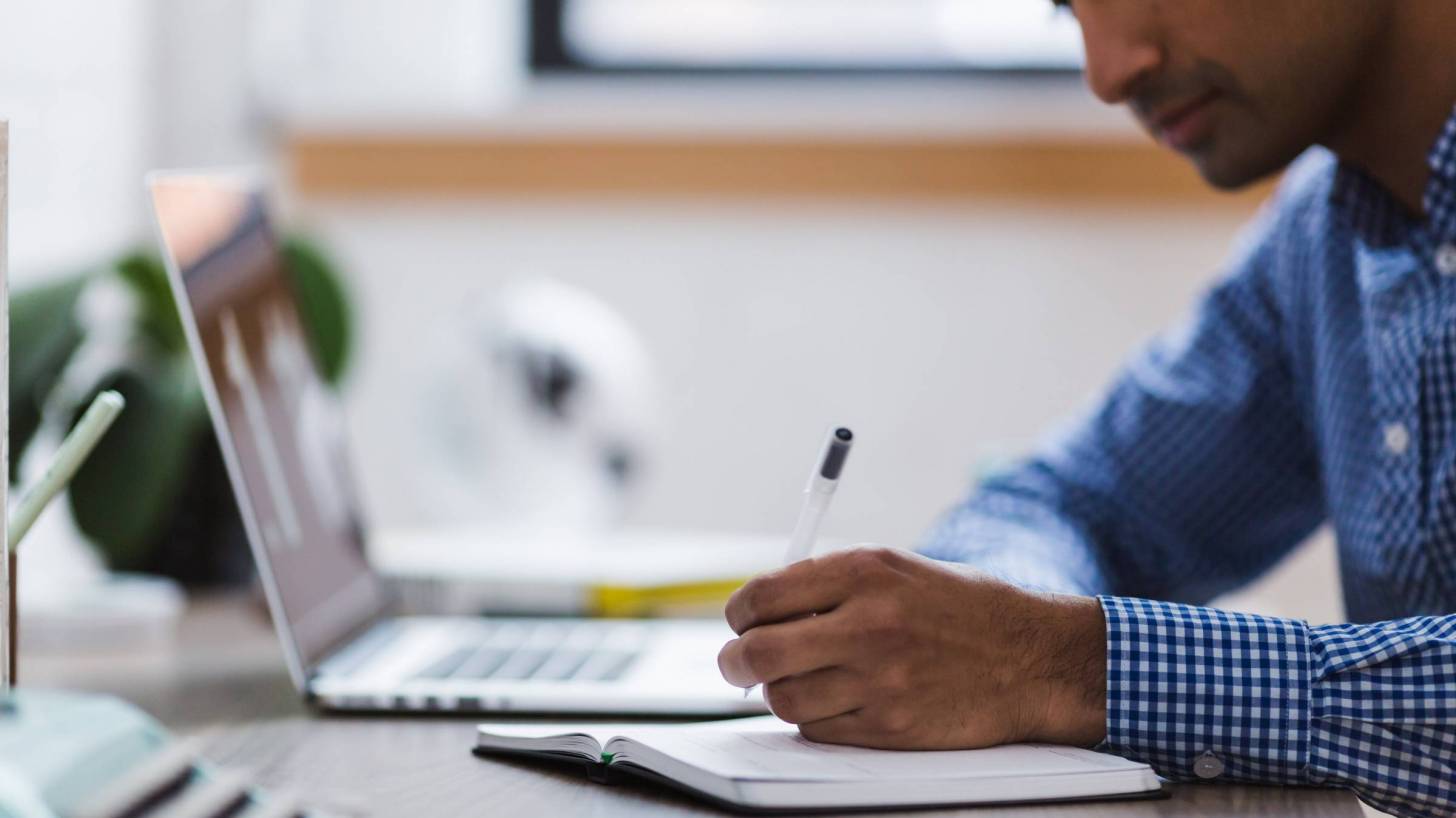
[1424, 105, 1456, 241]
[1330, 102, 1456, 247]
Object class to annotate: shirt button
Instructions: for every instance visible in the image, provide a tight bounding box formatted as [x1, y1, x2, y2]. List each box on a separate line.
[1383, 422, 1411, 456]
[1192, 751, 1225, 780]
[1437, 243, 1456, 276]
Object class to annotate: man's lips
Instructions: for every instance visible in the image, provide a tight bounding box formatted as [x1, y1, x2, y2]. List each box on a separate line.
[1146, 90, 1221, 150]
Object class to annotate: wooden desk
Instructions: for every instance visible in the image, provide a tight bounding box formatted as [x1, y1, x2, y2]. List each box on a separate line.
[24, 594, 1365, 817]
[197, 716, 1362, 818]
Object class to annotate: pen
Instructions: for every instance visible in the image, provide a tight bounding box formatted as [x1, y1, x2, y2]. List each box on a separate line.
[747, 426, 854, 698]
[783, 427, 854, 564]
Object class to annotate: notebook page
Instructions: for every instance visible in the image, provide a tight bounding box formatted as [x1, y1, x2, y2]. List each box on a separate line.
[612, 717, 1147, 783]
[476, 723, 635, 756]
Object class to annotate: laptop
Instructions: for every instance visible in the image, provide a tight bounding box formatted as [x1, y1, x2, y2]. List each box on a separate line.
[147, 170, 766, 716]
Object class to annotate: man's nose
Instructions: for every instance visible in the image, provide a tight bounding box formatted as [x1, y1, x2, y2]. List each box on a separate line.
[1078, 9, 1163, 105]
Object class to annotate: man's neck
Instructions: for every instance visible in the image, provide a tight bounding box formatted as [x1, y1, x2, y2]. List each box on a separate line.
[1322, 1, 1456, 217]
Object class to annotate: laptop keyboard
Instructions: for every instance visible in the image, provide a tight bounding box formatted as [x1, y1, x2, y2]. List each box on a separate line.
[412, 621, 643, 684]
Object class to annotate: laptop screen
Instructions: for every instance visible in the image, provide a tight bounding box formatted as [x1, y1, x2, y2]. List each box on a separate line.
[149, 173, 388, 677]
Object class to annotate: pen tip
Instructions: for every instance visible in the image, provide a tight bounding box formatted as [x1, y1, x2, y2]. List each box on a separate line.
[834, 428, 852, 442]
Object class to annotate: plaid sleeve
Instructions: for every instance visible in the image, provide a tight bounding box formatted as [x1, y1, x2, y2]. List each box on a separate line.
[919, 486, 1107, 594]
[919, 203, 1325, 604]
[1099, 596, 1456, 818]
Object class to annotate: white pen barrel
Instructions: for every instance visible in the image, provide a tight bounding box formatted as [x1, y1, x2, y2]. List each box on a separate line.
[784, 491, 830, 563]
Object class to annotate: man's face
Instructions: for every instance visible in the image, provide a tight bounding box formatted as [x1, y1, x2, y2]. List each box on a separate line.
[1066, 0, 1390, 189]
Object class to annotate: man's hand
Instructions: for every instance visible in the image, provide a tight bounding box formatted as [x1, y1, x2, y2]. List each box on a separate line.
[717, 547, 1107, 750]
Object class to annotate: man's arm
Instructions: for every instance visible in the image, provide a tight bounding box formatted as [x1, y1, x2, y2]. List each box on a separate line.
[920, 196, 1325, 602]
[1101, 597, 1456, 818]
[719, 173, 1454, 814]
[717, 549, 1110, 750]
[717, 549, 1456, 818]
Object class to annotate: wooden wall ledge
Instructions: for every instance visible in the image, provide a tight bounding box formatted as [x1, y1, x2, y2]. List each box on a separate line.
[287, 133, 1274, 208]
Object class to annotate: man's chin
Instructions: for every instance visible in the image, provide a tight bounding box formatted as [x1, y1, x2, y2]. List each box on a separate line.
[1187, 145, 1296, 191]
[1195, 164, 1259, 191]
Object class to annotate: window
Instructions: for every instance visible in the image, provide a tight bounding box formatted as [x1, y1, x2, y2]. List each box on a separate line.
[531, 0, 1083, 74]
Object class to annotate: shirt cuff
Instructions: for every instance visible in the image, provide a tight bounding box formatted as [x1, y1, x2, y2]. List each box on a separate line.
[1097, 596, 1312, 784]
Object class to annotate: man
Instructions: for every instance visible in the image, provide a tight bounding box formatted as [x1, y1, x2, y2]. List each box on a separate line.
[715, 3, 1456, 816]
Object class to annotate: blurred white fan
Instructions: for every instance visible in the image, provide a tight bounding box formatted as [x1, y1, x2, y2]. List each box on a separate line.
[418, 279, 659, 534]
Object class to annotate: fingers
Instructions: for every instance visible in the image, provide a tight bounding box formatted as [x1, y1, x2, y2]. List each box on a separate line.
[796, 710, 878, 746]
[797, 706, 924, 749]
[761, 666, 863, 725]
[725, 547, 907, 634]
[717, 611, 849, 687]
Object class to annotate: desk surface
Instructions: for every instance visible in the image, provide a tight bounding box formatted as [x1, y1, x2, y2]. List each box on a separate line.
[24, 593, 1365, 817]
[195, 716, 1362, 818]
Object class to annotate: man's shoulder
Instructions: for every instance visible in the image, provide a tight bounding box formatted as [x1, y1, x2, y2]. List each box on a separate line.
[1266, 147, 1341, 226]
[1224, 148, 1343, 276]
[1212, 148, 1348, 341]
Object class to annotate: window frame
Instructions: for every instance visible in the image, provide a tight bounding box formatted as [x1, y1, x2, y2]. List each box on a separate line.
[528, 0, 1080, 77]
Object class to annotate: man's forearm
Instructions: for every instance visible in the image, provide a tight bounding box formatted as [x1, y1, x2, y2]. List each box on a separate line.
[1096, 597, 1456, 818]
[1018, 592, 1107, 748]
[920, 487, 1110, 596]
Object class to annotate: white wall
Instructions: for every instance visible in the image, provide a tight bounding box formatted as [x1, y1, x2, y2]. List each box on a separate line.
[0, 0, 156, 282]
[302, 196, 1344, 623]
[308, 197, 1228, 542]
[0, 0, 1345, 626]
[151, 0, 268, 168]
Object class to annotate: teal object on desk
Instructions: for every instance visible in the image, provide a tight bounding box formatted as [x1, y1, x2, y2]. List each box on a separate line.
[0, 689, 168, 818]
[0, 689, 323, 817]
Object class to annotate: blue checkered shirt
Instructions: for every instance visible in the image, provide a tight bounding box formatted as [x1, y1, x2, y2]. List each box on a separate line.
[923, 106, 1456, 818]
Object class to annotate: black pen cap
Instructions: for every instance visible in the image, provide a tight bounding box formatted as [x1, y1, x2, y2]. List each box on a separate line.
[819, 428, 854, 480]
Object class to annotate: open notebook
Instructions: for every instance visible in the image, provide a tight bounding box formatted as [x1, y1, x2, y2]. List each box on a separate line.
[474, 716, 1164, 813]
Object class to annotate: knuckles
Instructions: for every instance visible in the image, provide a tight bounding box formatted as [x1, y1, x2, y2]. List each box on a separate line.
[717, 632, 780, 687]
[797, 721, 837, 744]
[872, 704, 917, 738]
[725, 578, 769, 634]
[736, 630, 783, 682]
[762, 682, 803, 723]
[838, 545, 903, 582]
[844, 593, 913, 650]
[876, 663, 914, 698]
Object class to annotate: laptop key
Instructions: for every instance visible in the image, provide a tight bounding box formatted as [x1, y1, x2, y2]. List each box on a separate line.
[484, 622, 530, 650]
[490, 648, 552, 681]
[574, 649, 641, 682]
[531, 649, 594, 681]
[317, 620, 406, 678]
[451, 647, 510, 679]
[598, 651, 640, 682]
[414, 646, 475, 679]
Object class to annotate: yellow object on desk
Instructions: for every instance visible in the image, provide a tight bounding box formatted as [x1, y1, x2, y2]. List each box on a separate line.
[375, 526, 798, 618]
[589, 577, 750, 619]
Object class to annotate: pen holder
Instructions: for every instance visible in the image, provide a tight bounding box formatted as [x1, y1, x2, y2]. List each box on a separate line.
[0, 390, 126, 702]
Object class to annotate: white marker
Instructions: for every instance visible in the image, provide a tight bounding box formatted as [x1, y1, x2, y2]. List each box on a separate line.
[783, 427, 854, 564]
[745, 427, 854, 699]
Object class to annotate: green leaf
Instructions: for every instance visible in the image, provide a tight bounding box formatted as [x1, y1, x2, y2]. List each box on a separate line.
[42, 232, 352, 569]
[9, 275, 88, 479]
[281, 235, 353, 384]
[67, 359, 208, 570]
[115, 251, 188, 355]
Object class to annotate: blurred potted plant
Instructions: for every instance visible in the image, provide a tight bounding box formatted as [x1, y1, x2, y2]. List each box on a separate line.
[9, 237, 352, 586]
